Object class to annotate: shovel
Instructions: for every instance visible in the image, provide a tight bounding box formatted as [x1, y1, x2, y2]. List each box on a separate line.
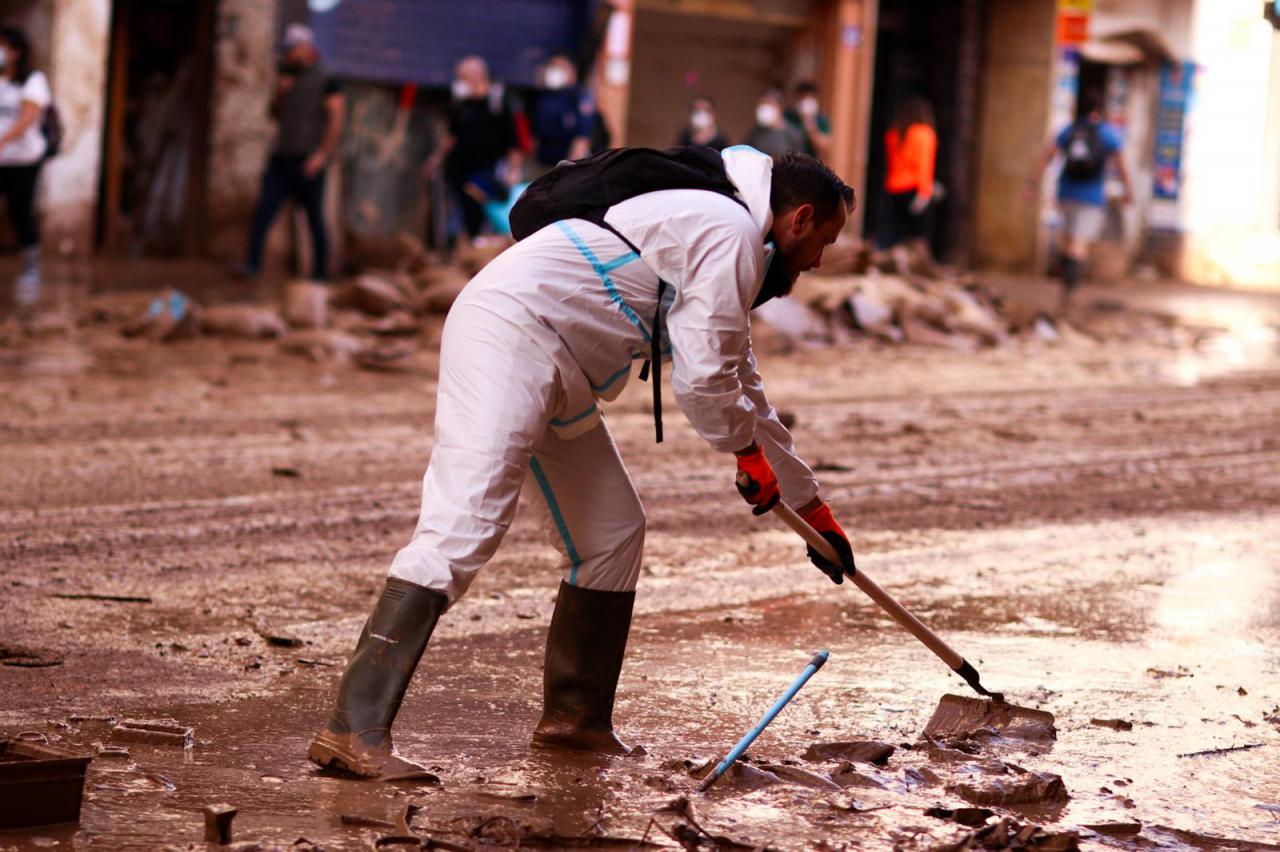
[763, 495, 1004, 702]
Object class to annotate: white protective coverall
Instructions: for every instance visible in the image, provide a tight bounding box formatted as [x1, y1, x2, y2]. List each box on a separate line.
[388, 145, 819, 602]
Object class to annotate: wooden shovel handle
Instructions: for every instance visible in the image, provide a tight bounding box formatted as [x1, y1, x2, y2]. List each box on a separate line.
[772, 502, 965, 671]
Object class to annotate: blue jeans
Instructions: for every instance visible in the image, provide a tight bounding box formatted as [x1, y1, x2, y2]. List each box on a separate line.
[246, 154, 328, 279]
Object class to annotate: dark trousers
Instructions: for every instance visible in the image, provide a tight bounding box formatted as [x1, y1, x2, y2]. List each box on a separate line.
[0, 162, 43, 248]
[246, 153, 328, 279]
[878, 189, 929, 250]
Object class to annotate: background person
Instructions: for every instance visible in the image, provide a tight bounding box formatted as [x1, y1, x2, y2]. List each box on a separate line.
[529, 54, 596, 172]
[238, 24, 344, 282]
[1028, 89, 1132, 310]
[0, 26, 51, 307]
[744, 89, 807, 161]
[784, 80, 831, 161]
[676, 95, 728, 151]
[880, 95, 937, 272]
[423, 56, 524, 247]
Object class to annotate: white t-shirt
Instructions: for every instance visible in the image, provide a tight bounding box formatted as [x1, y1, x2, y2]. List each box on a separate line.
[0, 71, 51, 165]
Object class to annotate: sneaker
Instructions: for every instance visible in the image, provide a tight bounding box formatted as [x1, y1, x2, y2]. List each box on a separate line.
[15, 249, 41, 307]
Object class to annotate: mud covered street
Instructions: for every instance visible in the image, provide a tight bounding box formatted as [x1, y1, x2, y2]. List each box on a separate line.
[3, 296, 1280, 850]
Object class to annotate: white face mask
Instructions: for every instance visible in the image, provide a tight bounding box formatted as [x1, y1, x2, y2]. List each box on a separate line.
[756, 103, 781, 127]
[451, 79, 472, 100]
[544, 66, 571, 90]
[799, 96, 819, 118]
[0, 47, 8, 71]
[690, 109, 713, 130]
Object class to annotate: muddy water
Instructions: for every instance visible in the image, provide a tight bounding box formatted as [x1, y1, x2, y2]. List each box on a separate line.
[3, 281, 1280, 849]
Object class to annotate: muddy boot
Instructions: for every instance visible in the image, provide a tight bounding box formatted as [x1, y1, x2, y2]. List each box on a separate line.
[307, 577, 447, 779]
[532, 581, 635, 755]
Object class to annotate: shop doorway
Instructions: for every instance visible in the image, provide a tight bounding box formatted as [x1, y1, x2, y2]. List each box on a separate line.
[864, 0, 984, 264]
[97, 0, 217, 256]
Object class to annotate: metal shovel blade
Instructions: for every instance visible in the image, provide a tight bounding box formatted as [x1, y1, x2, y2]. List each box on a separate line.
[923, 694, 1057, 742]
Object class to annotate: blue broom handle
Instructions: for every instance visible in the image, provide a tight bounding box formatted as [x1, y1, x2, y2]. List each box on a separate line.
[699, 650, 828, 791]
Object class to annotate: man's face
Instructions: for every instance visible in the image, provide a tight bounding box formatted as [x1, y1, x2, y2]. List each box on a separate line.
[770, 202, 847, 279]
[285, 43, 315, 67]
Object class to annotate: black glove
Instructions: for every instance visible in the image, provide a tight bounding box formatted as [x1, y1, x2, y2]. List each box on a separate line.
[799, 502, 856, 585]
[807, 531, 855, 585]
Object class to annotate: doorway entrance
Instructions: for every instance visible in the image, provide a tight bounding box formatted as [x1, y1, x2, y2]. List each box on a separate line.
[97, 0, 217, 256]
[864, 0, 984, 264]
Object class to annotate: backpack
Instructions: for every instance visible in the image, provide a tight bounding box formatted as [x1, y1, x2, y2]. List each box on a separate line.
[41, 102, 63, 160]
[1061, 120, 1105, 181]
[509, 145, 742, 239]
[509, 146, 747, 443]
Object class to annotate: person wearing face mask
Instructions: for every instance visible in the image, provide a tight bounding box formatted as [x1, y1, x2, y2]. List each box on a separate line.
[307, 148, 858, 780]
[677, 96, 728, 151]
[423, 56, 524, 246]
[0, 27, 52, 307]
[745, 89, 807, 162]
[784, 81, 831, 162]
[529, 55, 597, 173]
[236, 24, 344, 283]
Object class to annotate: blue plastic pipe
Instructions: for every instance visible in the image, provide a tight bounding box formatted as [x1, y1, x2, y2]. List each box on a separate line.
[697, 650, 829, 792]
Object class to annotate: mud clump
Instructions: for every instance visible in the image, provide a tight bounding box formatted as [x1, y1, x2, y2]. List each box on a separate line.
[947, 766, 1069, 807]
[924, 695, 1056, 744]
[682, 757, 783, 791]
[931, 817, 1079, 851]
[758, 763, 842, 791]
[925, 806, 996, 827]
[1089, 718, 1132, 731]
[803, 740, 895, 766]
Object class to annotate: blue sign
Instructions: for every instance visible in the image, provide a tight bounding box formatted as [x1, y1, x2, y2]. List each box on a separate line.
[1152, 61, 1195, 201]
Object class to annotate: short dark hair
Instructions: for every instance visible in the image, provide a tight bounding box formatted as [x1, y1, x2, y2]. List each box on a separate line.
[770, 153, 855, 223]
[794, 80, 819, 97]
[0, 26, 33, 83]
[1077, 88, 1104, 119]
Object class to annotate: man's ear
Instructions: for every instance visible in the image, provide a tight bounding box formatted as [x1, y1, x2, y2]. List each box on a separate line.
[792, 203, 816, 234]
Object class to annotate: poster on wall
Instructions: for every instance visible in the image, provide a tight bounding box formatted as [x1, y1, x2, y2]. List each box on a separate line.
[1153, 61, 1196, 201]
[1055, 0, 1093, 45]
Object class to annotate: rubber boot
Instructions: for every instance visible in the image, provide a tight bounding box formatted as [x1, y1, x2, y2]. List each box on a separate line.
[532, 580, 635, 755]
[308, 577, 447, 779]
[14, 246, 41, 307]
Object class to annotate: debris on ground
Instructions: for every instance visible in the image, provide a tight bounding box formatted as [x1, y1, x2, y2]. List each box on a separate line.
[931, 816, 1079, 851]
[1176, 742, 1263, 758]
[281, 280, 330, 329]
[1081, 821, 1142, 838]
[249, 620, 303, 648]
[946, 764, 1069, 807]
[689, 758, 783, 791]
[925, 806, 997, 827]
[923, 696, 1057, 743]
[0, 738, 93, 829]
[0, 644, 64, 667]
[803, 740, 896, 766]
[657, 796, 763, 850]
[203, 803, 237, 844]
[109, 719, 194, 749]
[121, 290, 199, 341]
[200, 304, 289, 339]
[1090, 718, 1133, 731]
[50, 592, 152, 603]
[757, 762, 843, 791]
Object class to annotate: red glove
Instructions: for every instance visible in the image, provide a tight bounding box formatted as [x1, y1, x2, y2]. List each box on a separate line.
[799, 501, 855, 584]
[734, 443, 780, 515]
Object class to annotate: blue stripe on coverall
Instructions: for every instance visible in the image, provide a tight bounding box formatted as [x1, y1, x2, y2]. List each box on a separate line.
[555, 221, 651, 342]
[529, 456, 584, 585]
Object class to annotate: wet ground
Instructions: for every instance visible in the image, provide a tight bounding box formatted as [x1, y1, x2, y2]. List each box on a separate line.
[2, 270, 1280, 850]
